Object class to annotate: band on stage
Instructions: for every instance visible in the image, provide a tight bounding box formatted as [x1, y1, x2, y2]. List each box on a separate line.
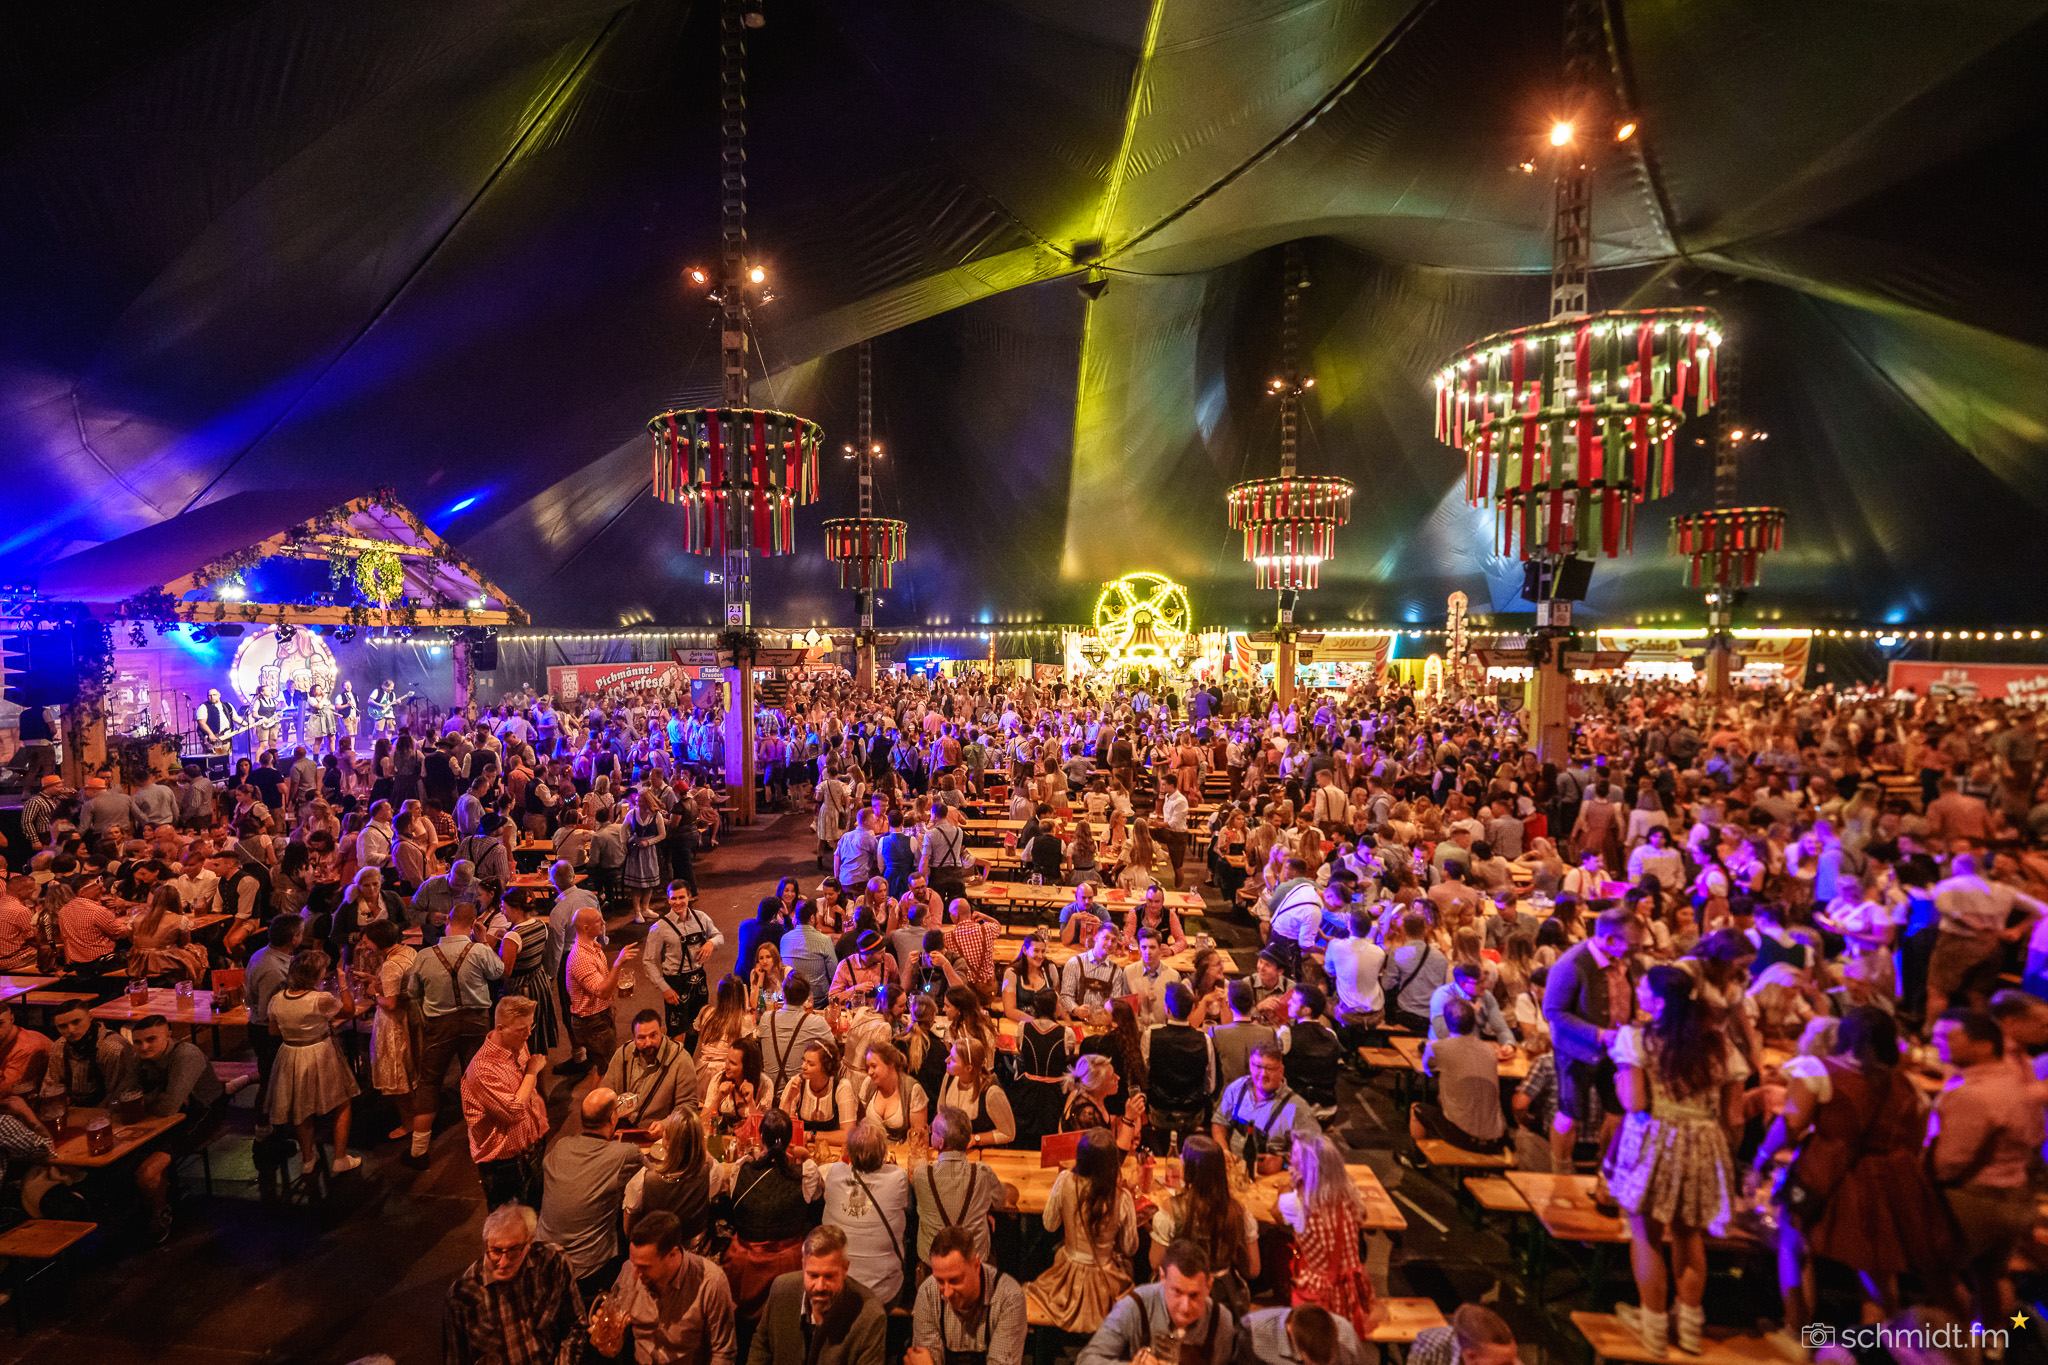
[192, 677, 414, 762]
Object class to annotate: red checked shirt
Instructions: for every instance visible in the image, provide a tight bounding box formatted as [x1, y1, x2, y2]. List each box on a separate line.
[948, 917, 1000, 988]
[461, 1033, 549, 1161]
[566, 941, 614, 1019]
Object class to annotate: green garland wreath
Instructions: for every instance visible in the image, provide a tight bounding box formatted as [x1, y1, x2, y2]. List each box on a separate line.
[354, 549, 405, 606]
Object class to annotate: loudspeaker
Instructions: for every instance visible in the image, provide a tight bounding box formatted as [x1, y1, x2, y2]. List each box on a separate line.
[1555, 555, 1594, 601]
[470, 635, 499, 670]
[1520, 555, 1595, 603]
[1, 627, 79, 706]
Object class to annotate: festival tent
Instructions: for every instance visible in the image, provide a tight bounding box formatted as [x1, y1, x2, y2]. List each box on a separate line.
[3, 0, 2044, 628]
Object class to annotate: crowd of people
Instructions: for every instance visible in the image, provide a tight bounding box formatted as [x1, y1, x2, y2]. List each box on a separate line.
[6, 658, 2048, 1365]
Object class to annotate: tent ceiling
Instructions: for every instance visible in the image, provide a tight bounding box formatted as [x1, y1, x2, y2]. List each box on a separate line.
[3, 0, 2045, 627]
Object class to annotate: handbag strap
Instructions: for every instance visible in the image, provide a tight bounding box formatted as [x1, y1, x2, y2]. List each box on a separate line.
[848, 1167, 905, 1267]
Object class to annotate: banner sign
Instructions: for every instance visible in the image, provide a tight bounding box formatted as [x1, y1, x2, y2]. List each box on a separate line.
[1887, 661, 2048, 702]
[1595, 631, 1811, 684]
[549, 660, 682, 699]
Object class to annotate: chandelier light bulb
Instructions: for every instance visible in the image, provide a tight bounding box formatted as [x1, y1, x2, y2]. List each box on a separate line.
[687, 267, 707, 285]
[1615, 121, 1637, 141]
[1550, 121, 1574, 146]
[749, 266, 766, 284]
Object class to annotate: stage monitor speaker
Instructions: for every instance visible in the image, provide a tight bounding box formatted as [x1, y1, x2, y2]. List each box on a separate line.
[471, 635, 499, 670]
[204, 753, 232, 780]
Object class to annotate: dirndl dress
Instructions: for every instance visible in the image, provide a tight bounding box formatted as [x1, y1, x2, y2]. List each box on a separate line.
[1599, 1025, 1736, 1233]
[269, 990, 362, 1125]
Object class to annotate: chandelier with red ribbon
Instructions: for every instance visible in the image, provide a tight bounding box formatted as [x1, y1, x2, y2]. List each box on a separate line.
[649, 406, 821, 556]
[1227, 477, 1353, 590]
[823, 517, 906, 589]
[1670, 505, 1785, 589]
[1225, 242, 1353, 594]
[1434, 307, 1722, 559]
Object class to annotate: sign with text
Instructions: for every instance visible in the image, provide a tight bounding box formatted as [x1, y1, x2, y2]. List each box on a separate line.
[547, 660, 682, 700]
[1887, 660, 2048, 702]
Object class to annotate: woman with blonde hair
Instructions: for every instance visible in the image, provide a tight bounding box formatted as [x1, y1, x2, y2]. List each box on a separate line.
[853, 1039, 929, 1143]
[128, 884, 204, 983]
[1278, 1133, 1374, 1333]
[1026, 1127, 1138, 1333]
[1116, 823, 1159, 892]
[937, 1034, 1016, 1148]
[747, 941, 787, 1012]
[692, 973, 756, 1098]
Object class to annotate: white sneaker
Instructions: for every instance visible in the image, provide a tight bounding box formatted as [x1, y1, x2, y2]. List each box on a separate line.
[329, 1154, 363, 1174]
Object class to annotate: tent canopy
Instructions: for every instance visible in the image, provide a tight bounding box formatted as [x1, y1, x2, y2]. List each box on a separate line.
[4, 0, 2045, 628]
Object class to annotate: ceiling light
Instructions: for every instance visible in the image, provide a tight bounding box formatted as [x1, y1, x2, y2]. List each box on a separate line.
[748, 267, 766, 284]
[1549, 121, 1574, 146]
[687, 267, 707, 285]
[1615, 121, 1636, 141]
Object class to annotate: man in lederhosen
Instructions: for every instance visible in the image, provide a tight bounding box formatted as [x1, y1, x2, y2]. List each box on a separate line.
[644, 880, 722, 1049]
[248, 685, 283, 756]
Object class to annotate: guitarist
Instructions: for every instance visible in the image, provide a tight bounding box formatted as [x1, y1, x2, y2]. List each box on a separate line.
[197, 688, 245, 758]
[368, 678, 417, 736]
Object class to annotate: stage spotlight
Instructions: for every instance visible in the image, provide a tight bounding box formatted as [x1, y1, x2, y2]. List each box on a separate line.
[334, 625, 357, 644]
[191, 627, 214, 645]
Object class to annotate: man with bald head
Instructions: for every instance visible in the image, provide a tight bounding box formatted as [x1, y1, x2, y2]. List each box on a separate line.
[536, 1085, 647, 1301]
[565, 905, 638, 1076]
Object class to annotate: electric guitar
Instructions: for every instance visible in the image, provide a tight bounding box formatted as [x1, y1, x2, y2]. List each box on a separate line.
[198, 719, 260, 755]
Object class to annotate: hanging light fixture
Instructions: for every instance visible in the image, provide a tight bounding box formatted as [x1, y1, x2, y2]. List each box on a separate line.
[1435, 308, 1720, 558]
[1670, 506, 1786, 588]
[1669, 343, 1788, 590]
[648, 0, 822, 588]
[1226, 241, 1352, 592]
[822, 339, 908, 593]
[1434, 0, 1719, 562]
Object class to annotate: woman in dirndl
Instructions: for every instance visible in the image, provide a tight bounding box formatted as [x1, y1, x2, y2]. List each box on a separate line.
[268, 948, 364, 1181]
[1602, 964, 1739, 1357]
[496, 891, 562, 1054]
[358, 919, 420, 1139]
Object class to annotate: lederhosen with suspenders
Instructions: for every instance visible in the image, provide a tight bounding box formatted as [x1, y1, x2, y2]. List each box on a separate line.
[1066, 952, 1119, 1014]
[768, 1006, 829, 1129]
[1224, 1083, 1301, 1178]
[927, 819, 970, 903]
[934, 1265, 1005, 1365]
[655, 907, 712, 1048]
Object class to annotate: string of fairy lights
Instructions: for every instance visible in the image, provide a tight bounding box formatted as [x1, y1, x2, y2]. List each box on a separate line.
[379, 624, 2048, 647]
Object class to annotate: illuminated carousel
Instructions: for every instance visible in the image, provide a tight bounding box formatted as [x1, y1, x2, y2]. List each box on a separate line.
[1068, 572, 1204, 683]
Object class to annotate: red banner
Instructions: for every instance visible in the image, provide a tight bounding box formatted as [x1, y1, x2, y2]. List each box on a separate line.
[1887, 661, 2048, 703]
[546, 661, 683, 701]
